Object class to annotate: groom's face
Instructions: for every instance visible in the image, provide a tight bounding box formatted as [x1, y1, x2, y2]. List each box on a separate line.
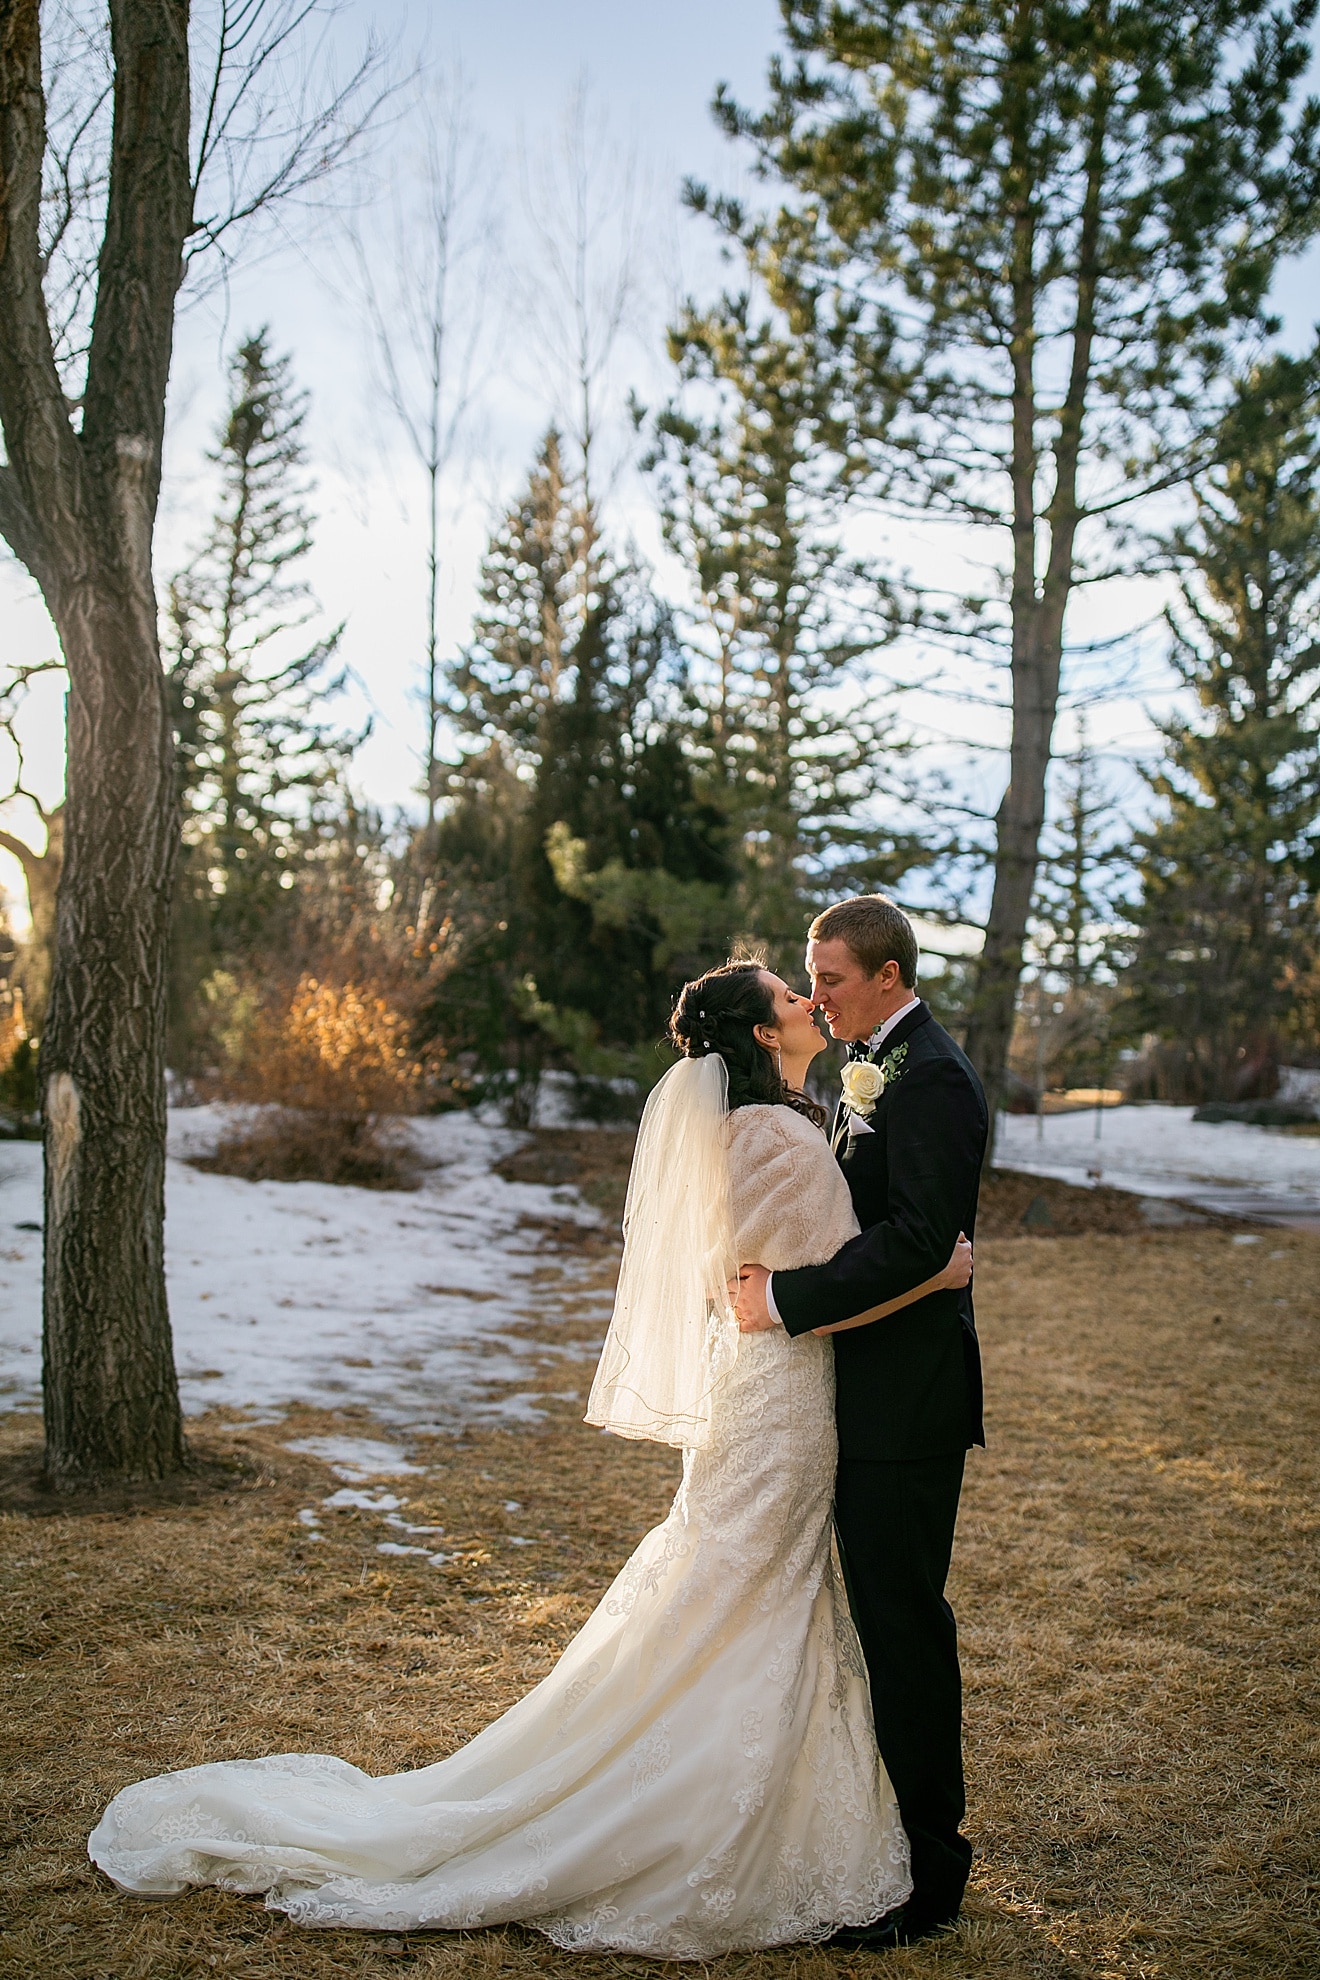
[806, 938, 904, 1042]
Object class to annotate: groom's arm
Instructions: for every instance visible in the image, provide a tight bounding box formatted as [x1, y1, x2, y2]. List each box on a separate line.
[772, 1058, 985, 1338]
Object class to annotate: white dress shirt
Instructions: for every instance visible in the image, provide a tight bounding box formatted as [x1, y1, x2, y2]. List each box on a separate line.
[763, 995, 922, 1326]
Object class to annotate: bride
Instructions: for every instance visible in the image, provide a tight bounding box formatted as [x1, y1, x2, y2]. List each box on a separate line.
[90, 960, 972, 1957]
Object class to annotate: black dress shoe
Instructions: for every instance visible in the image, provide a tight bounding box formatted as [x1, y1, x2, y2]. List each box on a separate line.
[828, 1905, 959, 1951]
[827, 1912, 905, 1951]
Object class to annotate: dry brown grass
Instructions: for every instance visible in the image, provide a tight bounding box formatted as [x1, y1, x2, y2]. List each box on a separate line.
[1, 1173, 1317, 1979]
[190, 1110, 426, 1191]
[497, 1133, 1253, 1243]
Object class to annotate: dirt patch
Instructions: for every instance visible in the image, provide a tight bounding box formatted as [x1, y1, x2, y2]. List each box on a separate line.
[3, 1228, 1318, 1978]
[497, 1129, 636, 1228]
[978, 1166, 1152, 1236]
[0, 1439, 255, 1519]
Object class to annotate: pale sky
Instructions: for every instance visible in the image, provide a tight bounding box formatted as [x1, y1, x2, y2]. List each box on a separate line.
[2, 0, 1317, 931]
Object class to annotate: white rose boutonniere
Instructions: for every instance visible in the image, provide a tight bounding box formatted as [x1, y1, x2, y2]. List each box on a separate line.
[840, 1057, 885, 1118]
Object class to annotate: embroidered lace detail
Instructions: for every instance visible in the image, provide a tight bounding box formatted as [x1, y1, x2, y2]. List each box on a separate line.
[628, 1719, 672, 1799]
[554, 1658, 599, 1733]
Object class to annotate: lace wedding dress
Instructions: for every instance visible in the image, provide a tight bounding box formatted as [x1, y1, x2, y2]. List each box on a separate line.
[89, 1098, 911, 1956]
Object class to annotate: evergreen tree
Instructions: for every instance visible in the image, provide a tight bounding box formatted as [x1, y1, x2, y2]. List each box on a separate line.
[1031, 728, 1128, 994]
[411, 742, 527, 1076]
[1123, 352, 1320, 1094]
[428, 430, 732, 1066]
[1016, 727, 1128, 1090]
[165, 331, 357, 983]
[649, 296, 922, 958]
[694, 0, 1320, 1119]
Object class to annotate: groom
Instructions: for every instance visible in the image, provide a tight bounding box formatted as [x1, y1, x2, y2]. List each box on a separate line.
[735, 894, 987, 1948]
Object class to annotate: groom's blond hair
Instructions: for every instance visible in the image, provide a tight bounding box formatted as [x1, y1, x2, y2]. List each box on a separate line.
[809, 895, 918, 988]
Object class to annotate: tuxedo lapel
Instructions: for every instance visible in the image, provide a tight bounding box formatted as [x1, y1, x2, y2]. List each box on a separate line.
[875, 999, 932, 1057]
[831, 1001, 933, 1160]
[852, 1000, 932, 1127]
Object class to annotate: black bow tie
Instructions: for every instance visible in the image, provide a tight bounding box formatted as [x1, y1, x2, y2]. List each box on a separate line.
[846, 1040, 874, 1062]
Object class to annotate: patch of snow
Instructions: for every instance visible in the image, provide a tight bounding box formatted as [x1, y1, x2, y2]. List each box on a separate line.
[0, 1107, 612, 1428]
[322, 1488, 406, 1511]
[996, 1104, 1320, 1227]
[284, 1436, 423, 1479]
[375, 1540, 449, 1565]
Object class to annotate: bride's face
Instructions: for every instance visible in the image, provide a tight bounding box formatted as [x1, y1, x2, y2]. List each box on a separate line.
[756, 971, 827, 1064]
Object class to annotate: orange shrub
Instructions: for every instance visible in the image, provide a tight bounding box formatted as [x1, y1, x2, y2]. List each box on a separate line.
[223, 971, 441, 1117]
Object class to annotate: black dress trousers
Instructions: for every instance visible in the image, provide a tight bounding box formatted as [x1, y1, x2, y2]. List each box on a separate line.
[833, 1450, 971, 1927]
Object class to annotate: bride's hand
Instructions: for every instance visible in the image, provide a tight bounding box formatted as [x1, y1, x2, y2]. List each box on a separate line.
[734, 1264, 779, 1332]
[939, 1233, 973, 1289]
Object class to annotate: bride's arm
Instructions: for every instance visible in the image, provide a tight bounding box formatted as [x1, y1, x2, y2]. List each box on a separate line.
[810, 1233, 972, 1335]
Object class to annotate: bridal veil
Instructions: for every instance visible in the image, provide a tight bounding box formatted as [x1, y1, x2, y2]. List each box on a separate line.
[585, 1053, 739, 1448]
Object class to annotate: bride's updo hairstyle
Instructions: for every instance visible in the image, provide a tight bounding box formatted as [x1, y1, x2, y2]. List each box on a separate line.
[669, 962, 825, 1127]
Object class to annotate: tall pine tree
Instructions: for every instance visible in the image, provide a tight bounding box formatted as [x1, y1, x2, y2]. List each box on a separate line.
[165, 331, 358, 1052]
[693, 0, 1320, 1120]
[649, 295, 922, 958]
[427, 430, 732, 1067]
[1124, 351, 1320, 1094]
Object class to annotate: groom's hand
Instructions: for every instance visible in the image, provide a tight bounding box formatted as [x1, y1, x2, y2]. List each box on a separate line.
[734, 1264, 778, 1333]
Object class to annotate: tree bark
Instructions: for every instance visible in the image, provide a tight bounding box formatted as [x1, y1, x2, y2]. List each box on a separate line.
[963, 50, 1107, 1143]
[0, 804, 63, 1022]
[41, 589, 184, 1486]
[962, 608, 1059, 1126]
[0, 0, 193, 1487]
[965, 56, 1047, 1129]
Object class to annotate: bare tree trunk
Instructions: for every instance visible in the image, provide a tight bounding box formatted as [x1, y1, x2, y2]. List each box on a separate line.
[2, 0, 382, 1486]
[963, 62, 1105, 1143]
[963, 611, 1059, 1125]
[964, 98, 1050, 1132]
[0, 0, 192, 1487]
[41, 586, 183, 1485]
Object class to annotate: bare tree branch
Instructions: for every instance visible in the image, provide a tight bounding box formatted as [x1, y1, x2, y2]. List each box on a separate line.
[79, 0, 192, 545]
[516, 76, 647, 507]
[185, 0, 395, 281]
[0, 0, 86, 584]
[344, 70, 499, 823]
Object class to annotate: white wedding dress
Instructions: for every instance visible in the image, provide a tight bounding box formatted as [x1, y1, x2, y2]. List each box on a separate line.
[89, 1100, 911, 1957]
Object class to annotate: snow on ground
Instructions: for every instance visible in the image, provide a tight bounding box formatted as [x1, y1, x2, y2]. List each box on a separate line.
[0, 1108, 616, 1429]
[282, 1436, 427, 1479]
[279, 1460, 458, 1567]
[4, 1100, 1315, 1435]
[997, 1104, 1320, 1227]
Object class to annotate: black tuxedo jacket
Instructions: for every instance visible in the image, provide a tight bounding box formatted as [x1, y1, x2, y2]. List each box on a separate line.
[773, 1002, 988, 1461]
